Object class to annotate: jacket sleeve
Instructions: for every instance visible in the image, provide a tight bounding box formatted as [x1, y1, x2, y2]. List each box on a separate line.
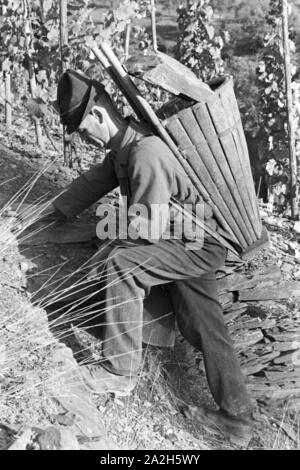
[127, 138, 174, 242]
[53, 152, 118, 220]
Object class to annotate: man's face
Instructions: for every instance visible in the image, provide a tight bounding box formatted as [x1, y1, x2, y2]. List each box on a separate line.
[77, 107, 110, 147]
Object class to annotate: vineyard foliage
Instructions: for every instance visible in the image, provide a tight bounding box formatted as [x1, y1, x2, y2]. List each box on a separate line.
[0, 0, 168, 121]
[100, 0, 170, 115]
[0, 0, 299, 212]
[0, 0, 231, 122]
[255, 0, 299, 211]
[177, 0, 229, 81]
[0, 0, 98, 119]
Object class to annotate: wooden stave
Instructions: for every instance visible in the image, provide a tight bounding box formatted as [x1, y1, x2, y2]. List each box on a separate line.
[166, 117, 249, 248]
[164, 122, 244, 247]
[192, 105, 260, 243]
[158, 76, 263, 252]
[205, 95, 260, 241]
[176, 107, 258, 244]
[219, 82, 262, 236]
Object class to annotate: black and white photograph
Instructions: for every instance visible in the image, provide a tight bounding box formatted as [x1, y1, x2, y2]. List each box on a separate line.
[0, 0, 299, 454]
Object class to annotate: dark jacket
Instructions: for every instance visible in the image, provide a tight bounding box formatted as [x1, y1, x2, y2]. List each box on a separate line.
[54, 118, 218, 246]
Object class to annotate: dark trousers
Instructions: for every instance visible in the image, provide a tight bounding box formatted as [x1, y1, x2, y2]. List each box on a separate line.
[96, 236, 251, 416]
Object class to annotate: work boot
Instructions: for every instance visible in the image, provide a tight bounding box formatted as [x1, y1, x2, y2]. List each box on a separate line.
[204, 407, 253, 447]
[185, 405, 253, 447]
[80, 364, 138, 397]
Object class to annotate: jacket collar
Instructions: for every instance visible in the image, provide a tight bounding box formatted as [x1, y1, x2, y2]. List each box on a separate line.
[115, 117, 153, 177]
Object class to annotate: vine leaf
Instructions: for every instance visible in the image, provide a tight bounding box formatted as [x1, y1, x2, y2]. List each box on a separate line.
[27, 97, 48, 119]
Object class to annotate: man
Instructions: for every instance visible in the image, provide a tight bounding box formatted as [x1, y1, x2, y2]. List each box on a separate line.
[49, 69, 253, 443]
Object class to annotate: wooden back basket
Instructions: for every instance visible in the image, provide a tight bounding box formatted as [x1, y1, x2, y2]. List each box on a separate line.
[158, 76, 266, 257]
[91, 43, 267, 259]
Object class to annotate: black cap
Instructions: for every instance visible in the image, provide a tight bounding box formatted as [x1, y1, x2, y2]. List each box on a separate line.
[55, 69, 105, 133]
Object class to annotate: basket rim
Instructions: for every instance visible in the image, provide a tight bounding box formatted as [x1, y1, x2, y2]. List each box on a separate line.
[162, 75, 234, 123]
[207, 74, 233, 95]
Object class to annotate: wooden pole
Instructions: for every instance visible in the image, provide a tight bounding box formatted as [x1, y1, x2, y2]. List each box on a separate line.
[91, 44, 145, 121]
[23, 0, 45, 150]
[29, 73, 45, 150]
[59, 0, 68, 65]
[282, 0, 299, 219]
[5, 71, 12, 129]
[59, 0, 69, 166]
[124, 23, 131, 61]
[150, 0, 158, 52]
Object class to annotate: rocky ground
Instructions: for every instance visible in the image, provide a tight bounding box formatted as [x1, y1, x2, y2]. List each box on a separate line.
[0, 117, 299, 450]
